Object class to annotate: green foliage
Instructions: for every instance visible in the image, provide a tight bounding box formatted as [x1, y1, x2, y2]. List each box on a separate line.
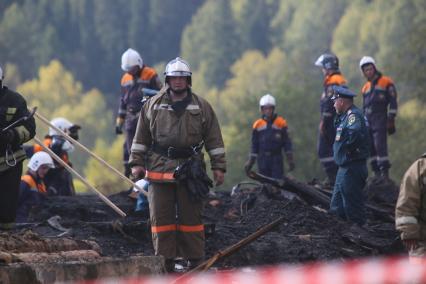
[181, 0, 240, 88]
[16, 60, 113, 174]
[84, 137, 128, 195]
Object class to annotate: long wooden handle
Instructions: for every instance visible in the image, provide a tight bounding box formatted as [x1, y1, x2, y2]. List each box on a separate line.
[33, 111, 147, 196]
[33, 136, 126, 217]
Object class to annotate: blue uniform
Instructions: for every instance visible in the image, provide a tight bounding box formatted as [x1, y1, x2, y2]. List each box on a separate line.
[362, 73, 397, 174]
[249, 114, 292, 179]
[330, 105, 370, 225]
[318, 73, 347, 184]
[16, 173, 47, 223]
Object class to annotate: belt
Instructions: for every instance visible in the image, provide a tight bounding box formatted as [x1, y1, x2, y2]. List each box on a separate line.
[152, 142, 204, 159]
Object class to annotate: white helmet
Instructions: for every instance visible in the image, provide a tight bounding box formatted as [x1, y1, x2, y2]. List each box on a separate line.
[49, 117, 74, 136]
[28, 151, 54, 171]
[359, 56, 376, 70]
[259, 94, 276, 108]
[133, 179, 149, 192]
[121, 48, 143, 72]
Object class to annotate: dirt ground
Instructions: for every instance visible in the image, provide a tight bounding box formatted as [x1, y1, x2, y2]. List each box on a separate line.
[3, 176, 404, 270]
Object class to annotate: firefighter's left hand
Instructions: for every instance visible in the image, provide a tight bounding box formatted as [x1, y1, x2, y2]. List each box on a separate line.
[387, 117, 396, 135]
[213, 169, 225, 186]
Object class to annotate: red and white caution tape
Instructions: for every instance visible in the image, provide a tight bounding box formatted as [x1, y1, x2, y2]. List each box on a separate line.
[80, 256, 426, 284]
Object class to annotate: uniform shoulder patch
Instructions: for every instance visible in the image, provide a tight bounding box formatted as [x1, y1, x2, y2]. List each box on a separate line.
[348, 114, 356, 125]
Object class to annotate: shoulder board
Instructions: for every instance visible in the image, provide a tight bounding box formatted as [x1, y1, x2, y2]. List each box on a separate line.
[273, 116, 288, 128]
[377, 76, 394, 88]
[121, 73, 133, 86]
[21, 174, 36, 188]
[325, 74, 347, 86]
[253, 119, 266, 129]
[141, 67, 157, 80]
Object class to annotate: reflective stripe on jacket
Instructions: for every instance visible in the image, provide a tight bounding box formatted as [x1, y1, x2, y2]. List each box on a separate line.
[396, 155, 426, 241]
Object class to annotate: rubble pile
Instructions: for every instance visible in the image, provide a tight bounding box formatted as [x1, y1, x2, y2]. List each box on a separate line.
[2, 179, 404, 270]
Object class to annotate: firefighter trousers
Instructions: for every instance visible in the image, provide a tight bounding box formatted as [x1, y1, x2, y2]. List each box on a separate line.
[149, 181, 205, 260]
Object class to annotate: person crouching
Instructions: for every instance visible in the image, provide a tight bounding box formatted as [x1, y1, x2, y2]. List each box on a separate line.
[16, 151, 54, 223]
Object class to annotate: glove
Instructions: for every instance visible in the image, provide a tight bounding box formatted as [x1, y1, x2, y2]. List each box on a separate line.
[244, 157, 256, 174]
[387, 117, 396, 135]
[0, 129, 15, 146]
[115, 117, 124, 135]
[115, 124, 123, 135]
[286, 152, 295, 172]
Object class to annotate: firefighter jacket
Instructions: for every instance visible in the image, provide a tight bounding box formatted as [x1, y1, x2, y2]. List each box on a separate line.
[0, 86, 36, 172]
[117, 66, 162, 128]
[320, 73, 347, 137]
[249, 114, 292, 158]
[396, 154, 426, 242]
[333, 105, 370, 167]
[362, 73, 398, 131]
[129, 87, 226, 182]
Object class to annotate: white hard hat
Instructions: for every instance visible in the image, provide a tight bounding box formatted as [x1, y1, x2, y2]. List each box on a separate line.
[359, 56, 376, 70]
[133, 179, 149, 192]
[121, 48, 143, 72]
[49, 117, 74, 136]
[164, 57, 192, 77]
[28, 151, 54, 171]
[314, 54, 325, 67]
[259, 94, 276, 108]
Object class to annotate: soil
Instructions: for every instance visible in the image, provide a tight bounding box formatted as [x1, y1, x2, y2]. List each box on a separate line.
[3, 177, 404, 270]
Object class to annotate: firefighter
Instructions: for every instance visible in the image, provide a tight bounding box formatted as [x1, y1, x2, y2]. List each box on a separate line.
[360, 56, 398, 179]
[244, 94, 294, 179]
[129, 57, 226, 272]
[395, 152, 426, 264]
[314, 53, 347, 186]
[16, 151, 54, 223]
[115, 48, 162, 177]
[32, 117, 80, 196]
[0, 65, 36, 229]
[329, 86, 370, 226]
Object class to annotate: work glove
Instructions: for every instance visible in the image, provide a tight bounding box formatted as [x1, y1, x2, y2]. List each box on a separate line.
[0, 129, 15, 146]
[115, 125, 123, 135]
[244, 157, 256, 174]
[115, 117, 124, 135]
[387, 117, 396, 135]
[286, 152, 295, 172]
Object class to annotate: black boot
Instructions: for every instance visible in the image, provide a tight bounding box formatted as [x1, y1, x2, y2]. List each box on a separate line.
[165, 259, 175, 273]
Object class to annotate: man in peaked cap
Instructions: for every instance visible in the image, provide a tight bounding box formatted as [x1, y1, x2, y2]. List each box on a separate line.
[329, 85, 370, 225]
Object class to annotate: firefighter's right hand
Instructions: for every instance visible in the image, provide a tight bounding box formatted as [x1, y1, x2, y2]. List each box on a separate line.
[131, 166, 146, 180]
[115, 125, 123, 135]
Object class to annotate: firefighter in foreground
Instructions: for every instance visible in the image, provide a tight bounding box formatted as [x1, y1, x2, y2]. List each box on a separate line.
[314, 53, 347, 186]
[395, 152, 426, 263]
[16, 151, 54, 222]
[360, 56, 398, 180]
[31, 117, 80, 196]
[115, 48, 162, 177]
[244, 94, 294, 179]
[129, 57, 226, 272]
[329, 86, 370, 226]
[0, 65, 36, 229]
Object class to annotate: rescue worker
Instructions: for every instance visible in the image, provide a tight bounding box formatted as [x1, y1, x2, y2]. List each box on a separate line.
[244, 94, 295, 179]
[360, 56, 398, 179]
[32, 117, 80, 196]
[329, 86, 370, 226]
[395, 153, 426, 264]
[115, 48, 162, 177]
[129, 57, 226, 272]
[315, 53, 347, 186]
[16, 151, 54, 222]
[0, 65, 36, 229]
